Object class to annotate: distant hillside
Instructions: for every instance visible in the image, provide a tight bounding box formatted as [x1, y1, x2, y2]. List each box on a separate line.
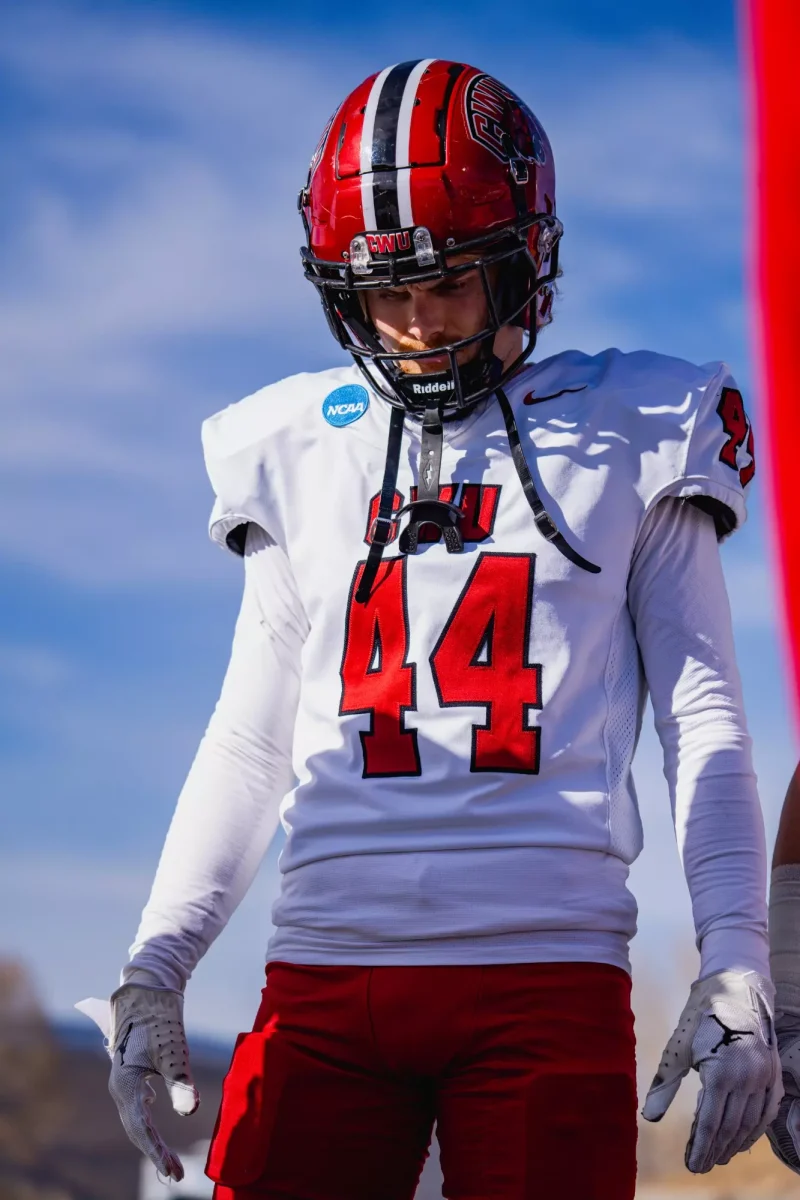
[11, 1019, 448, 1200]
[13, 1019, 234, 1200]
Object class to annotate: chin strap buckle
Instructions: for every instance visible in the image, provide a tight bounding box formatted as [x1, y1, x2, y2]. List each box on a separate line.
[367, 513, 397, 547]
[396, 499, 464, 556]
[534, 511, 559, 542]
[395, 398, 465, 556]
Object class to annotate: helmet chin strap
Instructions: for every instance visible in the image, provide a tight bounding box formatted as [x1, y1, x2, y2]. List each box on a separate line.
[355, 394, 465, 606]
[396, 398, 464, 554]
[354, 333, 599, 605]
[391, 348, 504, 416]
[355, 377, 600, 607]
[392, 352, 498, 559]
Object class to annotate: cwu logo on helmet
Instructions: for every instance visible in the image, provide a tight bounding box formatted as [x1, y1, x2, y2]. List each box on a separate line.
[464, 74, 548, 167]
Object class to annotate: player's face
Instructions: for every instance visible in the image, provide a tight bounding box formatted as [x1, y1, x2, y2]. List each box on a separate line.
[365, 260, 490, 375]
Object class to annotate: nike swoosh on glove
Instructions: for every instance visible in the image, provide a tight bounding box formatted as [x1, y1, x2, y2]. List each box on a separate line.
[642, 969, 783, 1174]
[766, 1018, 800, 1172]
[75, 984, 199, 1182]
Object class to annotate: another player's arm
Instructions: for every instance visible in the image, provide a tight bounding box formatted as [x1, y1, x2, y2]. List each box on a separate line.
[773, 763, 800, 867]
[627, 496, 780, 1172]
[766, 762, 800, 1173]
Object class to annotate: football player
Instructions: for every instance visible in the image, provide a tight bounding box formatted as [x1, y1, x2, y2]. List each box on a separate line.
[78, 61, 781, 1200]
[767, 761, 800, 1172]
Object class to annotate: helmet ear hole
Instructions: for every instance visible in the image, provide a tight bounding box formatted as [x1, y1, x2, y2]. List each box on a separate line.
[493, 251, 536, 329]
[355, 290, 376, 331]
[538, 284, 554, 326]
[336, 289, 369, 330]
[332, 290, 383, 354]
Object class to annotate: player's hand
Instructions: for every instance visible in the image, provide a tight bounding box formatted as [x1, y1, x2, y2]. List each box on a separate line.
[766, 1015, 800, 1173]
[642, 969, 782, 1173]
[75, 984, 199, 1181]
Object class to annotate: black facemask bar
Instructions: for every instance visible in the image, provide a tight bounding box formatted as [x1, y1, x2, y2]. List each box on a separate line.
[301, 213, 562, 417]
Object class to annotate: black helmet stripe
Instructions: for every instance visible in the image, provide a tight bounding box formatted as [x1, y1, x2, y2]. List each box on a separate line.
[360, 59, 431, 231]
[373, 61, 419, 166]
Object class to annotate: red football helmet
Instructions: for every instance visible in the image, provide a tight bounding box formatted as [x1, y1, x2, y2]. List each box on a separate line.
[299, 59, 562, 414]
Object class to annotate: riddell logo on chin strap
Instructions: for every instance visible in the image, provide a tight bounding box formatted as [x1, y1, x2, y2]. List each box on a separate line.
[411, 380, 453, 395]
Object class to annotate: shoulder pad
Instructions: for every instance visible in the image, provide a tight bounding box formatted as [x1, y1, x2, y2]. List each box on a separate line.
[511, 350, 754, 540]
[202, 366, 356, 554]
[634, 357, 755, 539]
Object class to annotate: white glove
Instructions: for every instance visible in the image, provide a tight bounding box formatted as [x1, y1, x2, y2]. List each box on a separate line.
[767, 865, 800, 1174]
[766, 1012, 800, 1172]
[76, 984, 200, 1181]
[642, 969, 782, 1174]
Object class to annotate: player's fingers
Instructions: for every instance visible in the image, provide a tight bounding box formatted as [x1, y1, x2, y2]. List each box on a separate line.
[133, 1113, 185, 1182]
[735, 1081, 781, 1157]
[109, 1067, 185, 1182]
[713, 1088, 757, 1165]
[641, 1071, 684, 1123]
[765, 1070, 786, 1127]
[165, 1075, 200, 1116]
[685, 1083, 728, 1174]
[724, 1036, 783, 1160]
[642, 1016, 696, 1125]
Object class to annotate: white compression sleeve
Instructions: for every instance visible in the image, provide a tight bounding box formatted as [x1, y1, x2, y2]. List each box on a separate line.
[122, 524, 308, 992]
[627, 498, 769, 979]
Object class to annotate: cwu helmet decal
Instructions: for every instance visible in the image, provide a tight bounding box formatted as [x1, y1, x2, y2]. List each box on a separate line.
[322, 384, 370, 427]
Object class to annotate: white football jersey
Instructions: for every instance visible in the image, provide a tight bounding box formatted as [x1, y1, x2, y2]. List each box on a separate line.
[198, 348, 757, 972]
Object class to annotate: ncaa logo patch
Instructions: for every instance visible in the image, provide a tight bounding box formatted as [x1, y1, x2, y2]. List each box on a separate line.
[322, 384, 369, 427]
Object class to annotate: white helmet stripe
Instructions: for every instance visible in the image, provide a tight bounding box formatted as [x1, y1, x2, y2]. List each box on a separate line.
[396, 58, 436, 229]
[360, 64, 396, 233]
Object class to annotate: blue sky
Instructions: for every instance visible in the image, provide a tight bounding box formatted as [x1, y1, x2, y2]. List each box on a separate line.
[0, 0, 796, 1043]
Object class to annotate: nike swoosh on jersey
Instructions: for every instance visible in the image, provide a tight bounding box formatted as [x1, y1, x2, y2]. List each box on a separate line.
[524, 385, 588, 404]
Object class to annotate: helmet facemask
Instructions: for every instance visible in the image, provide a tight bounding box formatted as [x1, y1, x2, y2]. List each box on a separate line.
[301, 213, 562, 417]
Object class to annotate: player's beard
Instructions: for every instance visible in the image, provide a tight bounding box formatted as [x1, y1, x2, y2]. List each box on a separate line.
[392, 328, 523, 376]
[390, 337, 482, 375]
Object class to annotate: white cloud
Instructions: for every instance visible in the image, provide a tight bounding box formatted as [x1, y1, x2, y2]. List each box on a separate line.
[545, 38, 743, 224]
[0, 641, 72, 689]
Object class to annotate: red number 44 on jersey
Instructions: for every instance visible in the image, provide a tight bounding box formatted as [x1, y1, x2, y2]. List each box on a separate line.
[340, 552, 542, 778]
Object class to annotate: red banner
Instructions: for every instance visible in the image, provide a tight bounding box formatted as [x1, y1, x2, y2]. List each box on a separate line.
[744, 0, 800, 732]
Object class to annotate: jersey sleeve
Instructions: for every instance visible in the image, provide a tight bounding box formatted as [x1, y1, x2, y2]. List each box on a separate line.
[201, 374, 317, 555]
[202, 397, 275, 556]
[628, 497, 769, 978]
[648, 363, 756, 541]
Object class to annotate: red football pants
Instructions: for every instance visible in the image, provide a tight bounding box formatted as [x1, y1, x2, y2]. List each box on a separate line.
[207, 961, 637, 1200]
